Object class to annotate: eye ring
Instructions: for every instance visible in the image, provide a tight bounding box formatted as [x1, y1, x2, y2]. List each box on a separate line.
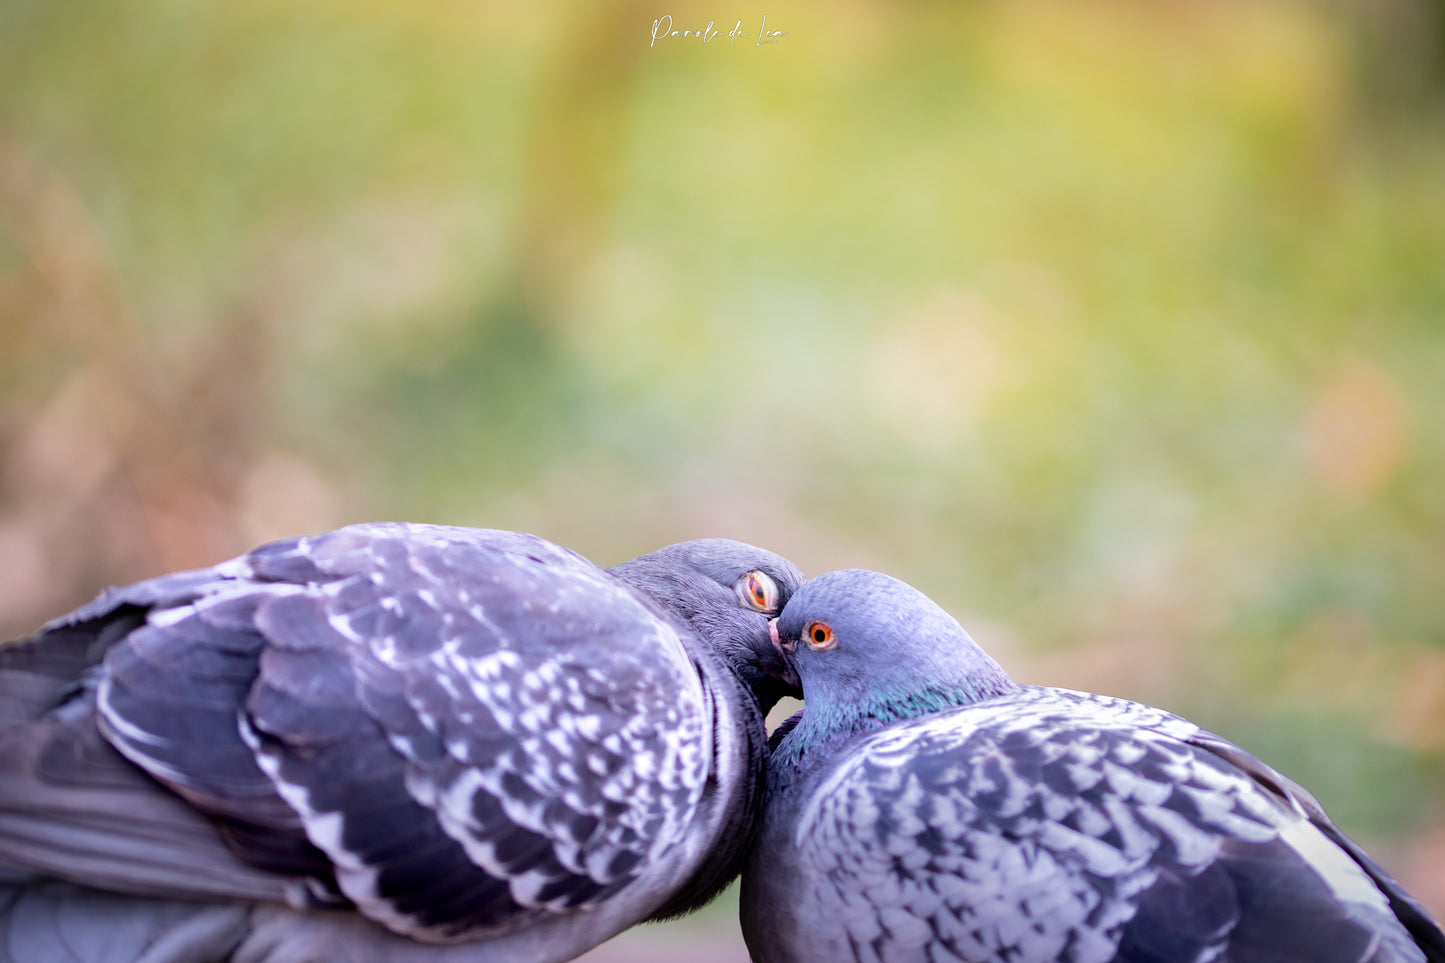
[803, 620, 836, 651]
[736, 570, 780, 614]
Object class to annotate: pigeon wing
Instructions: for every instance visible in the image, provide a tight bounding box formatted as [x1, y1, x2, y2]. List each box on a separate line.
[5, 523, 712, 945]
[1185, 726, 1445, 962]
[784, 686, 1433, 963]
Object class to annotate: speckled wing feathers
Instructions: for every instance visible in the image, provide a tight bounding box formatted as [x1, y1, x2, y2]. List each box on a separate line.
[784, 687, 1423, 963]
[84, 524, 711, 942]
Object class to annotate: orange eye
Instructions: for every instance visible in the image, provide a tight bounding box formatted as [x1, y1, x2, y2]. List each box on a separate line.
[804, 620, 836, 650]
[736, 571, 780, 614]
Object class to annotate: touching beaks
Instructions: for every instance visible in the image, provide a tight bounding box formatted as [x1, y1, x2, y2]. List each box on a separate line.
[767, 618, 802, 689]
[769, 617, 793, 653]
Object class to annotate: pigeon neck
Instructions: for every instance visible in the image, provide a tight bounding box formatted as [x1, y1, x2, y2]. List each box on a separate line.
[728, 661, 792, 716]
[770, 676, 1018, 789]
[648, 634, 770, 919]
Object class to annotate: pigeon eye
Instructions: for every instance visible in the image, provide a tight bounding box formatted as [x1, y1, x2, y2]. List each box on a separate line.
[804, 621, 836, 651]
[736, 571, 780, 614]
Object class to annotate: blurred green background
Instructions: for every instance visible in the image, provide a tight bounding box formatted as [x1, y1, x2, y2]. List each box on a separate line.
[2, 0, 1443, 955]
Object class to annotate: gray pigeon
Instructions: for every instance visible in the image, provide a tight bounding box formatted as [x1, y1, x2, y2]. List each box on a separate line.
[743, 569, 1445, 963]
[0, 522, 805, 962]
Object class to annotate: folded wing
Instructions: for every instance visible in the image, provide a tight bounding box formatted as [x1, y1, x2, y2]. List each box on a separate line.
[0, 523, 711, 953]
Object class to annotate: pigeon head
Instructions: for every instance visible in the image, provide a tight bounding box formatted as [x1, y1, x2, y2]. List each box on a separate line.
[609, 539, 806, 712]
[773, 569, 1015, 724]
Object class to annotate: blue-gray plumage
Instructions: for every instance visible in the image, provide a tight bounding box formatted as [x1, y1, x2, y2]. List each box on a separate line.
[742, 569, 1445, 963]
[0, 523, 804, 962]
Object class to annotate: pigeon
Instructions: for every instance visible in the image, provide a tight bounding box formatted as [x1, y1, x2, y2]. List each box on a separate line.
[742, 569, 1445, 963]
[0, 522, 805, 963]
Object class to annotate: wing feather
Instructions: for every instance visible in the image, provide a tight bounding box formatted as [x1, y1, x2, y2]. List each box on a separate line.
[788, 687, 1432, 963]
[2, 522, 716, 947]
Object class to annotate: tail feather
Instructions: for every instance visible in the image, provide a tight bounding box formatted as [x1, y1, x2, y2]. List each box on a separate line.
[0, 880, 250, 963]
[0, 706, 292, 905]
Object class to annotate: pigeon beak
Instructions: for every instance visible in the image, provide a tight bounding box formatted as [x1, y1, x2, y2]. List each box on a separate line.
[768, 618, 802, 690]
[769, 618, 788, 653]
